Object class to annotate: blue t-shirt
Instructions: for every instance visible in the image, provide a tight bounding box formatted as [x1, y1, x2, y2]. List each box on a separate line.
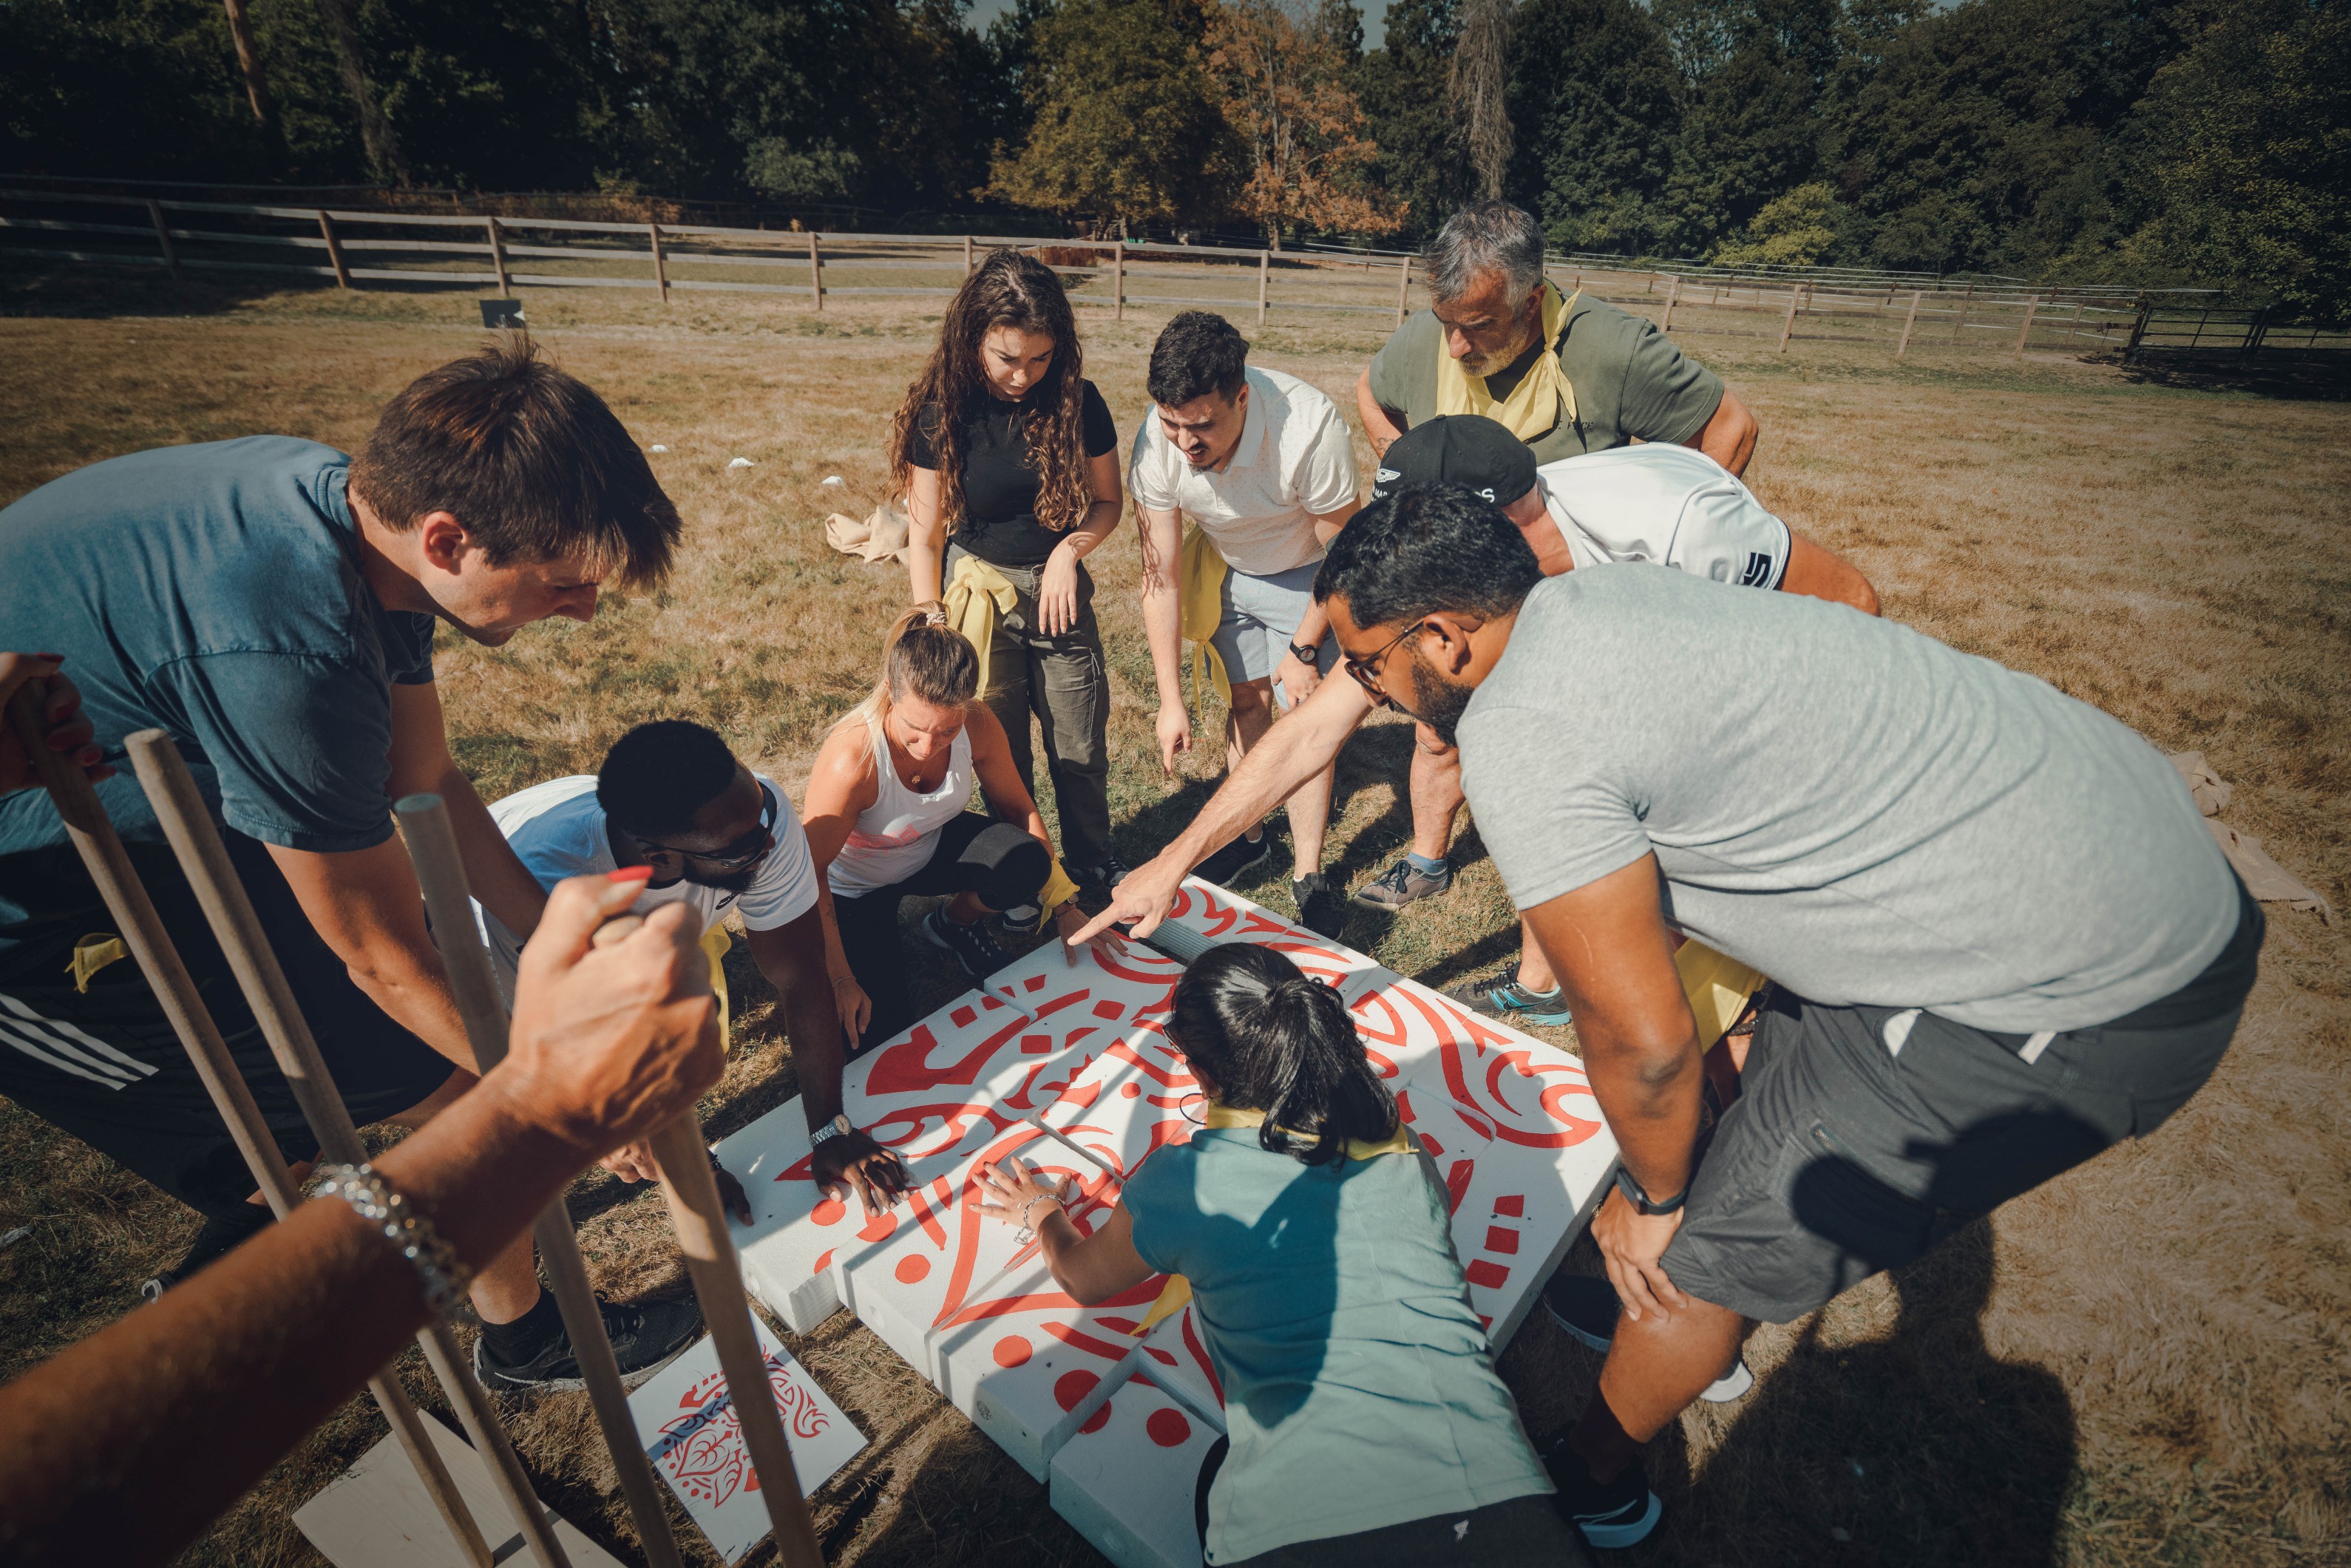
[0, 437, 435, 931]
[1124, 1128, 1553, 1564]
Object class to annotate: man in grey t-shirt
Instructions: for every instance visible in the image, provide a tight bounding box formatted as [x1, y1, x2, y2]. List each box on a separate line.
[1307, 486, 2258, 1550]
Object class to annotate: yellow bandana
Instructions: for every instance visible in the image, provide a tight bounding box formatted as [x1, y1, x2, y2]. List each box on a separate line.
[940, 553, 1020, 701]
[1674, 940, 1768, 1053]
[1433, 281, 1582, 439]
[66, 934, 129, 994]
[1178, 525, 1231, 709]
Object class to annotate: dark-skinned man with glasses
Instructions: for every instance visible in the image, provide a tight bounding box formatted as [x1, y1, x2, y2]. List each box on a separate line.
[473, 719, 909, 1388]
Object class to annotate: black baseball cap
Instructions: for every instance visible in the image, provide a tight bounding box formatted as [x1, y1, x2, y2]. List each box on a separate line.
[1370, 415, 1538, 506]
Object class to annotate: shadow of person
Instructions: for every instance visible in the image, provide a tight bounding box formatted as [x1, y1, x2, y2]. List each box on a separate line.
[1641, 1156, 2079, 1566]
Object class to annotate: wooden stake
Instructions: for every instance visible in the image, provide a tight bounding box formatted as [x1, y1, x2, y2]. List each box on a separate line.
[963, 234, 974, 275]
[0, 695, 496, 1568]
[1660, 274, 1680, 331]
[1257, 250, 1269, 327]
[1896, 289, 1922, 359]
[1951, 281, 1974, 342]
[121, 733, 571, 1568]
[390, 797, 688, 1568]
[146, 200, 183, 287]
[316, 211, 352, 290]
[485, 217, 509, 294]
[1777, 288, 1799, 353]
[649, 223, 669, 304]
[1112, 243, 1124, 322]
[808, 232, 822, 310]
[2012, 293, 2040, 358]
[1395, 254, 1412, 325]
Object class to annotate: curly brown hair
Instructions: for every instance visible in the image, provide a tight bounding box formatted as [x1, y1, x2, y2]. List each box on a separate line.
[888, 248, 1091, 537]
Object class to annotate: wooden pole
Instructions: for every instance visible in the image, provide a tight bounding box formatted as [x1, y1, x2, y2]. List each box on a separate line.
[649, 223, 669, 304]
[1257, 250, 1269, 327]
[1395, 254, 1412, 325]
[121, 734, 572, 1568]
[1660, 274, 1680, 331]
[316, 211, 352, 290]
[1950, 281, 1974, 342]
[808, 232, 822, 310]
[1777, 288, 1799, 353]
[0, 696, 496, 1568]
[2123, 293, 2153, 362]
[485, 217, 509, 294]
[2012, 293, 2040, 358]
[145, 200, 183, 287]
[963, 234, 974, 275]
[1112, 242, 1124, 322]
[390, 798, 689, 1568]
[1896, 289, 1922, 359]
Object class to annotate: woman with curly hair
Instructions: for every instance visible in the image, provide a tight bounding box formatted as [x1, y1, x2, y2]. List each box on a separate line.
[890, 248, 1127, 903]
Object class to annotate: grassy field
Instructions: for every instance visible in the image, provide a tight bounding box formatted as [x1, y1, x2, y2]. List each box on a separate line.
[1, 262, 2347, 1568]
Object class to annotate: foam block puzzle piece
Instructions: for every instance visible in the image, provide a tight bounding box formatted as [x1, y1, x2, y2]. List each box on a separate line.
[294, 1412, 625, 1568]
[627, 1320, 867, 1564]
[1049, 1371, 1219, 1568]
[984, 936, 1186, 1051]
[929, 1254, 1174, 1480]
[837, 1119, 1116, 1378]
[1158, 878, 1396, 1002]
[841, 989, 1060, 1165]
[1135, 1300, 1225, 1433]
[712, 1104, 856, 1333]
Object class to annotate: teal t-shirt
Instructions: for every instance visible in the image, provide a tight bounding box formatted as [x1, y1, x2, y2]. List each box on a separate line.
[1124, 1127, 1553, 1564]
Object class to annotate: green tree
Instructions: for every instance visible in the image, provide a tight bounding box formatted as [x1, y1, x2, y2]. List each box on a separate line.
[1711, 180, 1848, 264]
[991, 0, 1232, 230]
[1505, 0, 1683, 255]
[1203, 0, 1397, 246]
[1656, 0, 1843, 252]
[1353, 0, 1470, 241]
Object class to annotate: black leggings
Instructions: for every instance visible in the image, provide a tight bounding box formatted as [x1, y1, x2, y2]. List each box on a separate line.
[832, 812, 1048, 1048]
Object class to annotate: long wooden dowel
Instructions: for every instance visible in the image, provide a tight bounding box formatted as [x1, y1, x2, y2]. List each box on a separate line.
[391, 795, 686, 1568]
[0, 695, 494, 1568]
[121, 732, 569, 1568]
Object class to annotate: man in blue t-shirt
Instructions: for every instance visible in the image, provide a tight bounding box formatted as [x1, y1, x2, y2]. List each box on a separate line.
[0, 338, 696, 1385]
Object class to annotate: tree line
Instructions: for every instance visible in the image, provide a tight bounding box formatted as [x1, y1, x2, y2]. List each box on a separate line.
[1, 0, 2343, 315]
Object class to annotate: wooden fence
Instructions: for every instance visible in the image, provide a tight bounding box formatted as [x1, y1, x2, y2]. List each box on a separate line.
[4, 187, 2343, 361]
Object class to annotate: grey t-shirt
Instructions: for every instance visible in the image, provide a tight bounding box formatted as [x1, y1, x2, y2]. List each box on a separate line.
[1457, 567, 2240, 1034]
[1366, 295, 1723, 464]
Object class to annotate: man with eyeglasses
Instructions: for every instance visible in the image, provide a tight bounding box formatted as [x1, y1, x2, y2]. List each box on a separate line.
[474, 719, 911, 1388]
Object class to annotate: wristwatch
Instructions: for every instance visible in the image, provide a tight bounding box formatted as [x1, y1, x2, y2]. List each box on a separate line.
[1613, 1164, 1687, 1216]
[1288, 642, 1320, 665]
[809, 1113, 854, 1150]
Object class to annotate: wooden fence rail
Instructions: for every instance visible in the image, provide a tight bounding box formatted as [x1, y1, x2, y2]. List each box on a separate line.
[2, 189, 2341, 359]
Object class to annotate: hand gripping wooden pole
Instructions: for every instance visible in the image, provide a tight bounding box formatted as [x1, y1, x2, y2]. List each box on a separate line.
[120, 732, 570, 1568]
[390, 795, 687, 1568]
[0, 693, 495, 1568]
[393, 796, 826, 1568]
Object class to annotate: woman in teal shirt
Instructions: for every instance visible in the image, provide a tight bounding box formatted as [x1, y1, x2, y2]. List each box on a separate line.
[979, 944, 1587, 1566]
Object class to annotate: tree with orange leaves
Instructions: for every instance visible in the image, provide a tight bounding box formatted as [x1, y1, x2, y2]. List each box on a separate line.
[1202, 0, 1402, 249]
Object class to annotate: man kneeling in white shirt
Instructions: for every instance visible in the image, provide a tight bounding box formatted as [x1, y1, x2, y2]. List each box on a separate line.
[1101, 415, 1879, 1025]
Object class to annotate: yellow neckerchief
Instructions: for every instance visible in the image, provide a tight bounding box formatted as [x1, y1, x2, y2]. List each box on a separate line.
[1674, 940, 1768, 1053]
[1433, 281, 1582, 439]
[940, 553, 1019, 700]
[1134, 1100, 1418, 1336]
[1177, 525, 1231, 709]
[66, 934, 129, 994]
[699, 923, 733, 1051]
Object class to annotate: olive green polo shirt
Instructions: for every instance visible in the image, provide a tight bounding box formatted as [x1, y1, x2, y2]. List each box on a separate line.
[1367, 294, 1725, 463]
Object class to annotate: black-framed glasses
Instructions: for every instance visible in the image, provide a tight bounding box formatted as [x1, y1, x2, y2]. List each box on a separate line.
[1341, 620, 1430, 705]
[639, 781, 778, 872]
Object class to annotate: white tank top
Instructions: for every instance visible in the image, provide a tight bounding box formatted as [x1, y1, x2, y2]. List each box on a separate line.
[827, 709, 974, 896]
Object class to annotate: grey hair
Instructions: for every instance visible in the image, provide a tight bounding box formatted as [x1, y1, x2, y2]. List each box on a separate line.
[1425, 201, 1547, 304]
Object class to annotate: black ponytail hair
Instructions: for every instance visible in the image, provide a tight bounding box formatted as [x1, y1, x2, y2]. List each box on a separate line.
[1167, 944, 1399, 1167]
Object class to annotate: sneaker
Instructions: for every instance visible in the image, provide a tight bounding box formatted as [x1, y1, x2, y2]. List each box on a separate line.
[923, 903, 1014, 979]
[1541, 1433, 1663, 1550]
[1444, 970, 1574, 1027]
[1074, 852, 1131, 891]
[1195, 830, 1273, 888]
[1292, 873, 1347, 940]
[142, 1202, 277, 1302]
[1545, 1274, 1754, 1402]
[997, 903, 1043, 934]
[477, 1294, 704, 1393]
[1353, 855, 1453, 909]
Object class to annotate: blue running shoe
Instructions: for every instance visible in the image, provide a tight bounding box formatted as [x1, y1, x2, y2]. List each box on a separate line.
[1444, 971, 1573, 1026]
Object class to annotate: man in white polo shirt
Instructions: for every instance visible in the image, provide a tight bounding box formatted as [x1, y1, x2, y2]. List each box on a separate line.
[1132, 310, 1363, 937]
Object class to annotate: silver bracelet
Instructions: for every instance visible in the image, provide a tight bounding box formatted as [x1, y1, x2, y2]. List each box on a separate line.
[309, 1162, 472, 1317]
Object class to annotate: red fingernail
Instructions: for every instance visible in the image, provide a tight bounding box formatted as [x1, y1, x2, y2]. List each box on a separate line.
[608, 866, 654, 884]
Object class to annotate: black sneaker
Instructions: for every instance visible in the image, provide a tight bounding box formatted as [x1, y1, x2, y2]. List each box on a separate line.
[141, 1202, 277, 1303]
[1353, 855, 1453, 909]
[1544, 1274, 1754, 1402]
[924, 903, 1014, 979]
[1195, 830, 1273, 888]
[477, 1294, 705, 1392]
[1074, 852, 1131, 891]
[1540, 1432, 1663, 1550]
[1292, 873, 1347, 940]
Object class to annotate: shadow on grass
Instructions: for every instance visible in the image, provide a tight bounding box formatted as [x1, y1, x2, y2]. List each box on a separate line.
[0, 257, 483, 319]
[2110, 350, 2351, 401]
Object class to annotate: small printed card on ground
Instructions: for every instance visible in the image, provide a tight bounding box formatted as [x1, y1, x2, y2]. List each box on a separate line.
[626, 1320, 866, 1564]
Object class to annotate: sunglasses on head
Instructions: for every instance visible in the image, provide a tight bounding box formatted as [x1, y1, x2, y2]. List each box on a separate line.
[637, 781, 778, 872]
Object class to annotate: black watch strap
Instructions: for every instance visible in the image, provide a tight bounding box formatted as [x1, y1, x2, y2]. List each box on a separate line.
[1288, 642, 1320, 664]
[1614, 1164, 1687, 1216]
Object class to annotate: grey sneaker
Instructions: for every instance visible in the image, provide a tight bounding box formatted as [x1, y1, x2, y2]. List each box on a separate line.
[476, 1294, 703, 1392]
[1354, 855, 1453, 909]
[1444, 970, 1573, 1026]
[924, 903, 1014, 978]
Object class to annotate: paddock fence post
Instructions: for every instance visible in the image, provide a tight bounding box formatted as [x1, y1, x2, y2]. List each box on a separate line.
[1660, 274, 1680, 331]
[316, 211, 352, 290]
[1777, 288, 1799, 353]
[2123, 293, 2153, 362]
[484, 217, 509, 293]
[145, 199, 183, 288]
[1396, 254, 1412, 324]
[2012, 293, 2040, 358]
[649, 223, 669, 304]
[808, 231, 822, 310]
[963, 232, 974, 274]
[1896, 289, 1922, 359]
[1257, 249, 1269, 327]
[1951, 281, 1974, 342]
[1113, 242, 1124, 322]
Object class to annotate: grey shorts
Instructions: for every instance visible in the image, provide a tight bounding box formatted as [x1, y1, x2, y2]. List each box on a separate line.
[1662, 883, 2262, 1323]
[1210, 558, 1338, 704]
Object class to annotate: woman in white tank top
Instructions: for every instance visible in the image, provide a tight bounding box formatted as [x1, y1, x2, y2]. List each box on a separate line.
[804, 610, 1118, 1053]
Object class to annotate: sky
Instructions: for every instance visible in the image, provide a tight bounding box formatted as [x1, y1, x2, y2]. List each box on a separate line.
[963, 0, 1391, 48]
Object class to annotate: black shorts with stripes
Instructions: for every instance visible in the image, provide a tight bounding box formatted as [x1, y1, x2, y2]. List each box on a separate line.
[0, 832, 456, 1219]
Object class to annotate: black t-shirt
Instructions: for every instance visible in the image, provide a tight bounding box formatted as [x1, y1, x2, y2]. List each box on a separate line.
[907, 379, 1119, 569]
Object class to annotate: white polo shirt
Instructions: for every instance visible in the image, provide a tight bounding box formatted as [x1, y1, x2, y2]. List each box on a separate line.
[1130, 365, 1360, 577]
[1536, 444, 1791, 589]
[474, 773, 820, 992]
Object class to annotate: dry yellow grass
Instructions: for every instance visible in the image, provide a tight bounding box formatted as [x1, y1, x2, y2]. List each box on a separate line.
[1, 262, 2346, 1568]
